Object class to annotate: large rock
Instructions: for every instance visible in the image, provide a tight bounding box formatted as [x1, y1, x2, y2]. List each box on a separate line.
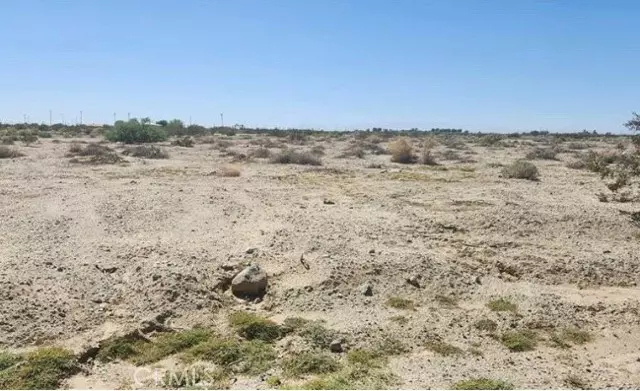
[231, 264, 268, 298]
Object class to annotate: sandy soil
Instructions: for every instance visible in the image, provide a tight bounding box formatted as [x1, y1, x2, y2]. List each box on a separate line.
[2, 134, 640, 389]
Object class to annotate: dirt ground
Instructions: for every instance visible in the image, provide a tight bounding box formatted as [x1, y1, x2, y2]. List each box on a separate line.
[2, 134, 640, 389]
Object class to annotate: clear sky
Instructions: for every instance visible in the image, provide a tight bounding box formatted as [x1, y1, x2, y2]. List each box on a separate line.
[1, 0, 638, 132]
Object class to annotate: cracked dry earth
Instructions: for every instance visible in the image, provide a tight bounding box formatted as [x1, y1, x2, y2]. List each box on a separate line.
[2, 135, 640, 389]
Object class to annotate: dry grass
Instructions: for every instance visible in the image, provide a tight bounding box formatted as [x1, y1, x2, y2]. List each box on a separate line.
[123, 145, 170, 159]
[501, 160, 539, 180]
[270, 149, 322, 166]
[218, 166, 241, 177]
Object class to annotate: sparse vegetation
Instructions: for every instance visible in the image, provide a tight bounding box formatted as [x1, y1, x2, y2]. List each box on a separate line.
[435, 294, 458, 308]
[452, 378, 513, 390]
[250, 147, 271, 158]
[419, 147, 438, 165]
[228, 311, 282, 342]
[0, 347, 78, 389]
[474, 319, 498, 332]
[424, 340, 463, 356]
[282, 351, 341, 377]
[500, 330, 538, 352]
[68, 142, 123, 164]
[96, 329, 212, 365]
[183, 338, 276, 375]
[271, 149, 322, 166]
[124, 145, 170, 159]
[501, 160, 539, 180]
[171, 137, 195, 147]
[0, 146, 24, 159]
[526, 147, 558, 160]
[386, 296, 417, 311]
[550, 328, 592, 349]
[564, 374, 589, 389]
[218, 165, 241, 177]
[486, 298, 517, 312]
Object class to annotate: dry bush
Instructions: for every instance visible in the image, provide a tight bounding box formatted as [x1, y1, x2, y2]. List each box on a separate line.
[501, 160, 539, 180]
[123, 145, 170, 159]
[338, 146, 365, 159]
[68, 143, 123, 164]
[216, 140, 233, 149]
[270, 149, 322, 166]
[218, 166, 241, 177]
[419, 148, 438, 165]
[0, 146, 24, 159]
[389, 139, 416, 164]
[171, 137, 195, 147]
[310, 145, 326, 156]
[223, 149, 249, 162]
[525, 147, 558, 160]
[250, 147, 271, 158]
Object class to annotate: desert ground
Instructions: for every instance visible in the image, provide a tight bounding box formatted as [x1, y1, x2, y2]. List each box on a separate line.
[1, 131, 640, 389]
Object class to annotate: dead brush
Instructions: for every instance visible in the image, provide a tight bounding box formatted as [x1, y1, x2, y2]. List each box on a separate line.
[389, 139, 416, 164]
[0, 146, 25, 158]
[123, 145, 170, 159]
[68, 142, 124, 164]
[270, 149, 322, 166]
[418, 147, 438, 165]
[217, 166, 241, 177]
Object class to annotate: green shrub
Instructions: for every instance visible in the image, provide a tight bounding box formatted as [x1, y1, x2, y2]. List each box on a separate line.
[501, 161, 539, 180]
[500, 330, 537, 352]
[105, 118, 167, 143]
[228, 311, 282, 342]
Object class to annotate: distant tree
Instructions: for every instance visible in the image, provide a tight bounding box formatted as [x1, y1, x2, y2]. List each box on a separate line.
[105, 118, 167, 143]
[156, 120, 168, 127]
[624, 112, 640, 132]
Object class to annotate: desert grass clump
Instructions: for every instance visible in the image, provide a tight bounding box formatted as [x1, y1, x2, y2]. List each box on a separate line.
[282, 351, 341, 377]
[389, 139, 416, 164]
[183, 338, 276, 375]
[486, 298, 517, 312]
[500, 330, 537, 352]
[228, 311, 282, 342]
[386, 296, 416, 311]
[96, 329, 212, 365]
[270, 149, 322, 166]
[452, 378, 513, 390]
[474, 319, 498, 332]
[296, 321, 340, 350]
[0, 146, 24, 159]
[124, 145, 170, 159]
[525, 147, 558, 160]
[0, 347, 79, 389]
[424, 340, 463, 356]
[68, 142, 124, 164]
[550, 328, 593, 349]
[501, 160, 539, 180]
[435, 294, 458, 308]
[218, 165, 241, 177]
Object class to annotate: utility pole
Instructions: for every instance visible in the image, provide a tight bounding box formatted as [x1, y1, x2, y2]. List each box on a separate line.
[220, 113, 224, 128]
[127, 112, 130, 121]
[189, 116, 192, 126]
[113, 113, 116, 124]
[80, 111, 83, 125]
[49, 110, 52, 125]
[61, 114, 65, 125]
[23, 114, 27, 124]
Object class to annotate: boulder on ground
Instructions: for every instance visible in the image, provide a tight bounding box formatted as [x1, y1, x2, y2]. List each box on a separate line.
[231, 264, 268, 298]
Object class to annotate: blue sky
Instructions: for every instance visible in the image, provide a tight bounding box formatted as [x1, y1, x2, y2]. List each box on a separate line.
[1, 0, 638, 132]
